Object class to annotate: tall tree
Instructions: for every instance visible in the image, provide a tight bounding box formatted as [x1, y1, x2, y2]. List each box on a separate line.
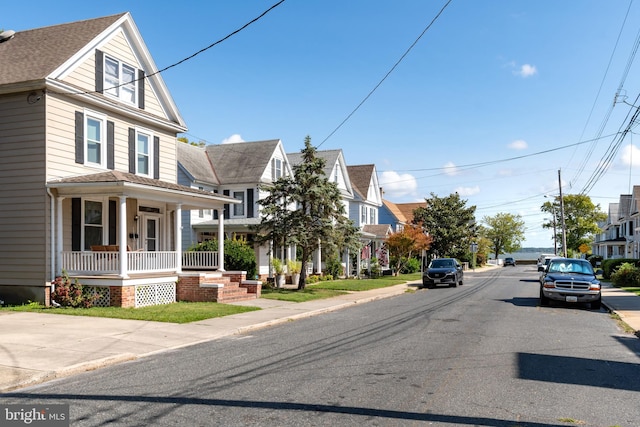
[412, 192, 476, 260]
[541, 194, 606, 255]
[481, 212, 526, 260]
[256, 136, 359, 289]
[384, 224, 432, 275]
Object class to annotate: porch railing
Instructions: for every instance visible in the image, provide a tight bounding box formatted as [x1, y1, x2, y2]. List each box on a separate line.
[181, 251, 219, 270]
[61, 250, 219, 275]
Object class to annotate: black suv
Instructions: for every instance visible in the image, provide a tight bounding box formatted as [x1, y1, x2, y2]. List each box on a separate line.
[539, 258, 603, 309]
[422, 258, 464, 288]
[504, 257, 516, 266]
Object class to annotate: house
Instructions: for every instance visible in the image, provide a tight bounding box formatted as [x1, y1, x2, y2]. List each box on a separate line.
[629, 185, 640, 259]
[179, 139, 294, 278]
[0, 13, 247, 307]
[288, 149, 355, 274]
[379, 199, 410, 232]
[593, 200, 627, 260]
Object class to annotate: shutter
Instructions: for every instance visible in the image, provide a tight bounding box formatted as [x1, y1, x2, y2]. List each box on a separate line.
[71, 198, 81, 251]
[74, 111, 84, 164]
[95, 50, 104, 93]
[107, 121, 115, 170]
[128, 128, 136, 173]
[223, 190, 230, 219]
[247, 188, 254, 218]
[108, 200, 117, 245]
[137, 69, 145, 109]
[153, 136, 160, 179]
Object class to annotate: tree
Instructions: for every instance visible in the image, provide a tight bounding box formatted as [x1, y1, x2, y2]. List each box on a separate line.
[255, 136, 359, 289]
[384, 224, 432, 275]
[541, 194, 606, 255]
[412, 192, 477, 260]
[481, 212, 526, 260]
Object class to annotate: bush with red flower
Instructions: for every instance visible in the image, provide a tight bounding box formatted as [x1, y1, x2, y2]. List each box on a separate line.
[51, 272, 99, 308]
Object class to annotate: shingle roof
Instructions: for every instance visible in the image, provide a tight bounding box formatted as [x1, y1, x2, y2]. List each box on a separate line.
[346, 164, 375, 200]
[0, 13, 125, 86]
[205, 140, 280, 184]
[47, 170, 224, 198]
[177, 143, 219, 185]
[287, 149, 342, 178]
[363, 224, 392, 239]
[395, 202, 427, 224]
[382, 199, 407, 223]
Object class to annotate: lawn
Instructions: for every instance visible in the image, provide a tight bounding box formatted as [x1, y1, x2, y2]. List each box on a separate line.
[261, 272, 421, 302]
[1, 301, 260, 324]
[621, 286, 640, 297]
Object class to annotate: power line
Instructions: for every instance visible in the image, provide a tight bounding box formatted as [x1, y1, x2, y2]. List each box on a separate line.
[317, 0, 453, 148]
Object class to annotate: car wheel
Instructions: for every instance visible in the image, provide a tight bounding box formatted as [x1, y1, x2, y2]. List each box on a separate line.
[539, 289, 550, 306]
[459, 279, 463, 286]
[449, 281, 457, 288]
[591, 296, 602, 310]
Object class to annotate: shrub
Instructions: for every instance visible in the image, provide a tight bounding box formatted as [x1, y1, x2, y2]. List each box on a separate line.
[189, 239, 257, 278]
[400, 257, 421, 274]
[51, 272, 99, 308]
[611, 262, 640, 287]
[325, 256, 342, 278]
[601, 258, 640, 279]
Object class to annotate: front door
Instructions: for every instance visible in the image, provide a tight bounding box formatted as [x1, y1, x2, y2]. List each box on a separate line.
[144, 216, 160, 251]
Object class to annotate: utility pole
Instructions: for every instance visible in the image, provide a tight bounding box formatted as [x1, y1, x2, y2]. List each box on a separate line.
[558, 169, 567, 257]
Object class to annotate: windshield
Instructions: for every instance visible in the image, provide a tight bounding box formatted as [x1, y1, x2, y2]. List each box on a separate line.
[548, 260, 594, 275]
[430, 259, 455, 269]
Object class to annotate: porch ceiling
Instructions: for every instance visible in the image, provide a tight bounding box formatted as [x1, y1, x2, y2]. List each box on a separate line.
[47, 170, 239, 210]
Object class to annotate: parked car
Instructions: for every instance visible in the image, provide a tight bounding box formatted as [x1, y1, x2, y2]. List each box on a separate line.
[539, 257, 603, 309]
[422, 258, 464, 288]
[538, 256, 556, 284]
[504, 257, 516, 266]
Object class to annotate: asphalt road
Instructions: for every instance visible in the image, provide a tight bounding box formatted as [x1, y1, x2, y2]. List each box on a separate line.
[3, 265, 640, 426]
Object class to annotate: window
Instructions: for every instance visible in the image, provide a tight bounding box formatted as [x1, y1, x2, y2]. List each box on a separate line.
[361, 206, 367, 224]
[370, 207, 376, 224]
[272, 158, 283, 180]
[84, 200, 103, 250]
[233, 191, 245, 217]
[136, 129, 152, 176]
[104, 55, 137, 104]
[85, 113, 106, 167]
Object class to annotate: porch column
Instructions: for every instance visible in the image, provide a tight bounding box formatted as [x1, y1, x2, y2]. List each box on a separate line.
[55, 196, 64, 277]
[175, 204, 182, 273]
[218, 208, 225, 271]
[119, 196, 128, 278]
[315, 239, 322, 274]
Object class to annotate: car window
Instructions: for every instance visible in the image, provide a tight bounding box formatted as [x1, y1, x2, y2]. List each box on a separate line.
[549, 260, 593, 274]
[430, 259, 453, 268]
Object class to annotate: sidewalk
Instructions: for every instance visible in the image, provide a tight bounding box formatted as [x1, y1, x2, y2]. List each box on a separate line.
[0, 269, 638, 393]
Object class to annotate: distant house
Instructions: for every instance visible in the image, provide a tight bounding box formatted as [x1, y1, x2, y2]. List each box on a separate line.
[179, 140, 294, 277]
[593, 199, 627, 260]
[0, 13, 241, 306]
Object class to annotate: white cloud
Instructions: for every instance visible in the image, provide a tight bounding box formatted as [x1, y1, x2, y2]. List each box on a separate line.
[514, 63, 537, 78]
[443, 161, 459, 176]
[379, 170, 418, 199]
[454, 185, 480, 196]
[508, 139, 528, 150]
[620, 143, 640, 167]
[221, 134, 245, 144]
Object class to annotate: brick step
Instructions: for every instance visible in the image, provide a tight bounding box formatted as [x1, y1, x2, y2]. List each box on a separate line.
[217, 293, 257, 303]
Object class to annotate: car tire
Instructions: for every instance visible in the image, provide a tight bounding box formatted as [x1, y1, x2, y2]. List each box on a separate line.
[591, 296, 602, 310]
[459, 279, 463, 286]
[540, 289, 550, 306]
[449, 282, 457, 288]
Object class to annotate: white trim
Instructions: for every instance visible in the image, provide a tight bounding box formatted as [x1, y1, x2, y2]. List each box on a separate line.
[83, 109, 107, 168]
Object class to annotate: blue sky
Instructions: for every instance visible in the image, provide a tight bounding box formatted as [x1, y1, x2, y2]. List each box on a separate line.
[4, 1, 640, 247]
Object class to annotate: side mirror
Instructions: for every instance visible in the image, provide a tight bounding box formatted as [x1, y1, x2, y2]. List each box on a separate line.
[538, 266, 544, 272]
[595, 269, 603, 276]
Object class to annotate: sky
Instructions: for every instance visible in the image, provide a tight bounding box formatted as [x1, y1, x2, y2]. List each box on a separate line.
[4, 0, 640, 248]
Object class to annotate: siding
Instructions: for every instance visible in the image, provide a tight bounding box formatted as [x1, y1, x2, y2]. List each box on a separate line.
[45, 93, 177, 183]
[0, 92, 49, 287]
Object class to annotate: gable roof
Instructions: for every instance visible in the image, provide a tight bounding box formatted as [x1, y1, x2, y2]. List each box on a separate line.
[382, 199, 408, 223]
[395, 202, 427, 224]
[205, 140, 281, 184]
[287, 148, 354, 198]
[347, 164, 376, 200]
[363, 224, 392, 239]
[0, 14, 125, 87]
[618, 194, 632, 220]
[177, 143, 219, 186]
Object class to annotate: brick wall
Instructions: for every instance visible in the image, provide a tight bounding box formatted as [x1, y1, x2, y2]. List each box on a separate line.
[109, 285, 136, 307]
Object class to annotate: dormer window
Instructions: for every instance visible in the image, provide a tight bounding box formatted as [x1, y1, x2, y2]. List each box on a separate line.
[95, 50, 145, 109]
[104, 55, 137, 105]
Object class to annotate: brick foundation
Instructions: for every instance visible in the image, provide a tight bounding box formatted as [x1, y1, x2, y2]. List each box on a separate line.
[109, 285, 136, 307]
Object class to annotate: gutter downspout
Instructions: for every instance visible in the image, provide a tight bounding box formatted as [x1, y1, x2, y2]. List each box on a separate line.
[46, 188, 56, 299]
